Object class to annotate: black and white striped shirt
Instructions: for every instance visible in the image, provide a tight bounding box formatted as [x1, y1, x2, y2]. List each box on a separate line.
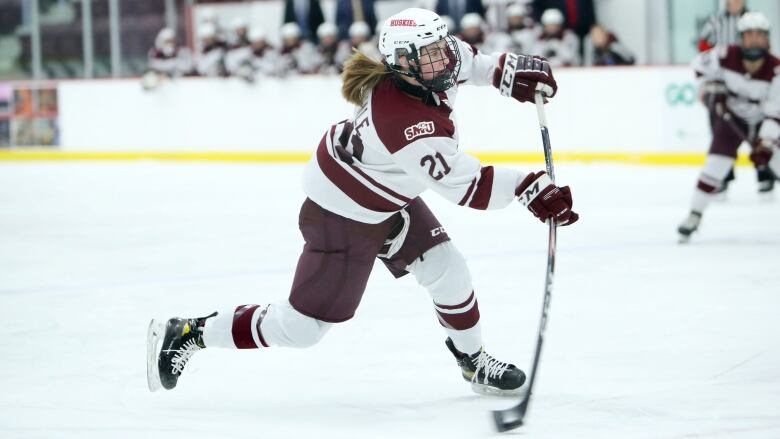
[698, 10, 745, 52]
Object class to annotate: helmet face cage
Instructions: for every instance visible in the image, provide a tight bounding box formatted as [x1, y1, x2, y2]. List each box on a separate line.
[391, 35, 461, 92]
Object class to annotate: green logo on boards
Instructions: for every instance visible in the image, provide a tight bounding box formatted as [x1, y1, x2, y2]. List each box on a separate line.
[666, 83, 696, 106]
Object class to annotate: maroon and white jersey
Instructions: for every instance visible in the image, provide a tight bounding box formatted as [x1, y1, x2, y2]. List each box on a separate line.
[303, 38, 526, 224]
[147, 47, 193, 76]
[693, 45, 780, 141]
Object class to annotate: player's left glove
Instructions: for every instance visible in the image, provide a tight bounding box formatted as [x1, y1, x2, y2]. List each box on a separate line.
[493, 53, 557, 103]
[515, 171, 578, 226]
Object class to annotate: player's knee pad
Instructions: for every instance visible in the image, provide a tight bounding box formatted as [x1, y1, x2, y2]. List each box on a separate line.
[698, 154, 736, 192]
[407, 241, 473, 304]
[261, 301, 332, 348]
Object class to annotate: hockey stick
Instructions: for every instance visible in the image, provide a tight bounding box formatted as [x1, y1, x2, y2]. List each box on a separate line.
[492, 91, 557, 432]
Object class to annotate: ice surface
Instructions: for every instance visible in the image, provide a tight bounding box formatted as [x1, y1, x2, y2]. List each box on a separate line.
[1, 162, 779, 438]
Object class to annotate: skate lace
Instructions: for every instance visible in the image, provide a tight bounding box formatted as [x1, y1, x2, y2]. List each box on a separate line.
[472, 351, 510, 384]
[168, 338, 202, 375]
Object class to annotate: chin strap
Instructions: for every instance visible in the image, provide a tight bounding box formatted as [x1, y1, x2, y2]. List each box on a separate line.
[390, 75, 439, 106]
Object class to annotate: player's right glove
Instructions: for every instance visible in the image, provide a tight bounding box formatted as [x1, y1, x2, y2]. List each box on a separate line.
[493, 53, 557, 103]
[515, 171, 578, 226]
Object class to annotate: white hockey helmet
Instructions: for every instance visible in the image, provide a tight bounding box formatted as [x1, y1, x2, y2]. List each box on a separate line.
[506, 3, 526, 18]
[280, 22, 302, 40]
[248, 27, 266, 43]
[460, 13, 483, 30]
[231, 16, 248, 31]
[738, 12, 771, 60]
[349, 21, 371, 39]
[317, 22, 338, 39]
[198, 23, 216, 40]
[541, 8, 564, 26]
[378, 8, 461, 92]
[737, 11, 771, 33]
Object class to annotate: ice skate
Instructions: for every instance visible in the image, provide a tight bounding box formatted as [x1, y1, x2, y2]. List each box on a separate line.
[445, 337, 526, 396]
[757, 167, 775, 198]
[677, 211, 703, 243]
[147, 312, 216, 391]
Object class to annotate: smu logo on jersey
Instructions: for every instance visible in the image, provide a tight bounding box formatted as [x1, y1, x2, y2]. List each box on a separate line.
[404, 121, 435, 141]
[390, 19, 417, 26]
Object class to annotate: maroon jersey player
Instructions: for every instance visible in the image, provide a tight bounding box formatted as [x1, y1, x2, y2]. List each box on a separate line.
[678, 12, 780, 242]
[148, 8, 578, 396]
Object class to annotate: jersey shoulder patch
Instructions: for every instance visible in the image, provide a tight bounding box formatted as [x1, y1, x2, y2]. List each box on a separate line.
[371, 79, 455, 154]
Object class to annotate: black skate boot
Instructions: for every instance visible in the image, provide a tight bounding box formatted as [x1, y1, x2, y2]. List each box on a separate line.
[146, 312, 216, 391]
[677, 210, 702, 243]
[445, 337, 526, 396]
[757, 166, 775, 195]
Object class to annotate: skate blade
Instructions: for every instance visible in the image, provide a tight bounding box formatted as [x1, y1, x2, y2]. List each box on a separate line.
[678, 234, 691, 244]
[470, 381, 527, 397]
[146, 319, 164, 392]
[758, 191, 775, 202]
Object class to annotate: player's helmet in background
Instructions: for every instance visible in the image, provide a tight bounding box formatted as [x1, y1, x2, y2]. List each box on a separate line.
[737, 12, 771, 60]
[155, 28, 176, 57]
[378, 8, 461, 92]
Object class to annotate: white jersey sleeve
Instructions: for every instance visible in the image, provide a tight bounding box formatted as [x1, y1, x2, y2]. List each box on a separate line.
[391, 135, 525, 210]
[691, 49, 723, 85]
[455, 37, 501, 87]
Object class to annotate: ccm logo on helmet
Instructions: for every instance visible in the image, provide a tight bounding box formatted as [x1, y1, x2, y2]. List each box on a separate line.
[390, 19, 417, 26]
[404, 121, 435, 140]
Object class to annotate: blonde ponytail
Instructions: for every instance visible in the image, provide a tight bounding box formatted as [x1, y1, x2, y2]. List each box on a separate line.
[341, 50, 392, 106]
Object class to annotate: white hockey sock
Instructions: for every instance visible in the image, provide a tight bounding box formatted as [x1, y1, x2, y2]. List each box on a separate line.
[691, 154, 735, 213]
[201, 301, 332, 349]
[445, 322, 483, 356]
[201, 306, 246, 348]
[691, 188, 716, 213]
[408, 242, 485, 356]
[259, 301, 332, 348]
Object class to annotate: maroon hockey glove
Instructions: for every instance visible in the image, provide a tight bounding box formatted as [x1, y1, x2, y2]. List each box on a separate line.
[750, 141, 775, 167]
[493, 53, 557, 104]
[515, 171, 578, 226]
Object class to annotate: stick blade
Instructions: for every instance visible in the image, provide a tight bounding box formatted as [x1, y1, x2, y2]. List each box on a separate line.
[492, 397, 529, 432]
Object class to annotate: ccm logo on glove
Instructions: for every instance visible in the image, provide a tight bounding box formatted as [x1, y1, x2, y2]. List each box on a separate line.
[516, 171, 578, 226]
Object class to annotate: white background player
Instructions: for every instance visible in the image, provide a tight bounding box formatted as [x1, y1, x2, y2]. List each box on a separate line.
[679, 12, 780, 241]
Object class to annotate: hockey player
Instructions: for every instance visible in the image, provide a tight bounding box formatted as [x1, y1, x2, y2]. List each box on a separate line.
[529, 9, 580, 67]
[142, 28, 193, 90]
[195, 23, 228, 77]
[148, 8, 578, 396]
[678, 11, 780, 242]
[278, 22, 321, 74]
[698, 0, 773, 195]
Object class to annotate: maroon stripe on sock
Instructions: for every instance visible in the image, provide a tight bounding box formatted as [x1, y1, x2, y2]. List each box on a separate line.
[436, 298, 480, 330]
[232, 304, 260, 349]
[697, 180, 718, 193]
[434, 291, 475, 310]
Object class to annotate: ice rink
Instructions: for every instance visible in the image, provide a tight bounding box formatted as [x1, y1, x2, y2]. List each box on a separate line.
[1, 161, 779, 438]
